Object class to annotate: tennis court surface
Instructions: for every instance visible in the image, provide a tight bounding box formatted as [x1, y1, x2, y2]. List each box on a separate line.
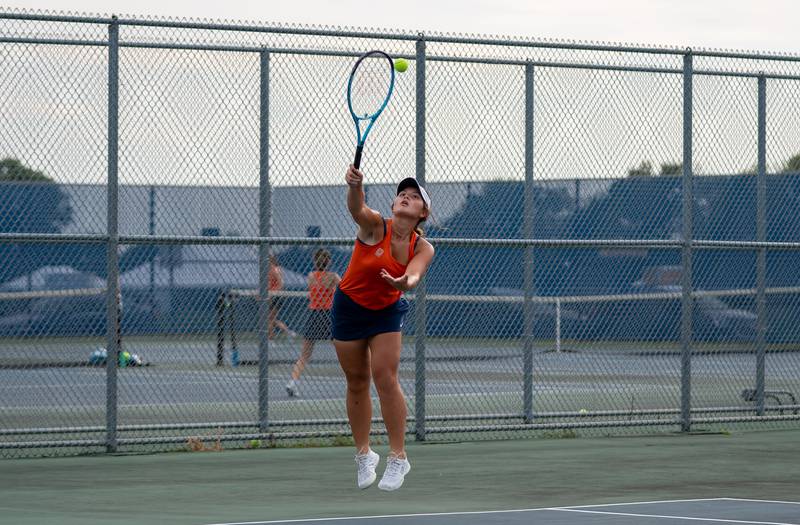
[1, 430, 797, 525]
[208, 499, 800, 525]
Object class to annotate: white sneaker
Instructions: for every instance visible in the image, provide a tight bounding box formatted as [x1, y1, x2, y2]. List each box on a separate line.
[285, 379, 298, 397]
[378, 454, 411, 491]
[355, 449, 380, 489]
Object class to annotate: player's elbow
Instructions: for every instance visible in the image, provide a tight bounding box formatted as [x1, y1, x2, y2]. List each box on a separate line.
[405, 274, 421, 290]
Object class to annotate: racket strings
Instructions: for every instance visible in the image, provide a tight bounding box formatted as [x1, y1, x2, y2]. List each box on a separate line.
[350, 56, 392, 119]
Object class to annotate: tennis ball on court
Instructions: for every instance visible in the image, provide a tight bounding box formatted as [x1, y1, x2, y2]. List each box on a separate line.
[249, 439, 261, 448]
[394, 58, 408, 73]
[578, 408, 588, 415]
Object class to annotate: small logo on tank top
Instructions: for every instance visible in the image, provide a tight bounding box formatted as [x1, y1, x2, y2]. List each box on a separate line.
[374, 248, 384, 257]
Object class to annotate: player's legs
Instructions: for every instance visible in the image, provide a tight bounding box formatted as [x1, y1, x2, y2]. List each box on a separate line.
[291, 339, 315, 381]
[368, 331, 406, 456]
[334, 338, 372, 453]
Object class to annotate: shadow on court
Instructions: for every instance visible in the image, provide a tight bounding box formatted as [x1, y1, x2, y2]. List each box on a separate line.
[0, 430, 798, 525]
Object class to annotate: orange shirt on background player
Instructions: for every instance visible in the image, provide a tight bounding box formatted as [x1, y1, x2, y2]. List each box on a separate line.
[308, 271, 336, 310]
[269, 264, 283, 291]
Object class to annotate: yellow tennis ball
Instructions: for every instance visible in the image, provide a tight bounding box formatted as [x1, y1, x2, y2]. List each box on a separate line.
[394, 58, 408, 73]
[578, 409, 588, 415]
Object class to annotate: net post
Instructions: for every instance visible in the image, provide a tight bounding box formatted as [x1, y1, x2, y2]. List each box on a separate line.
[229, 291, 238, 367]
[414, 35, 427, 442]
[555, 298, 561, 354]
[756, 74, 767, 416]
[523, 61, 535, 423]
[216, 290, 226, 366]
[116, 293, 122, 356]
[105, 15, 120, 453]
[148, 185, 156, 313]
[257, 48, 272, 432]
[680, 50, 694, 433]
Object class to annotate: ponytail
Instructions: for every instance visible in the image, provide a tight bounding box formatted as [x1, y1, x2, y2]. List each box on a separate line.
[414, 220, 426, 237]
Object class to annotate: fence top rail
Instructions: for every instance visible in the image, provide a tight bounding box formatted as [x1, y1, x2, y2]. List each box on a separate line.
[6, 34, 800, 80]
[2, 9, 800, 64]
[225, 286, 800, 304]
[3, 233, 800, 251]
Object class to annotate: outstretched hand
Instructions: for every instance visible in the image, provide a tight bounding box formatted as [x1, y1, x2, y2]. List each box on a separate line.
[380, 269, 417, 292]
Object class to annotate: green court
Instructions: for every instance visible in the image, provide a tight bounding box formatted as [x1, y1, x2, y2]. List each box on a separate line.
[1, 429, 797, 525]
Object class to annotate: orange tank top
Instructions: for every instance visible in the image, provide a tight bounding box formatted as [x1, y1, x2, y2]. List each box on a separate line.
[338, 219, 418, 310]
[308, 271, 335, 310]
[269, 266, 281, 290]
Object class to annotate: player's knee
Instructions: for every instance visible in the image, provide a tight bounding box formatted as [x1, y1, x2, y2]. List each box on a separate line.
[345, 371, 371, 393]
[372, 368, 398, 394]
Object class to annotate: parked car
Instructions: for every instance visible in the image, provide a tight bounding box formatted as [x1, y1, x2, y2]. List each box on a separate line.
[632, 266, 757, 342]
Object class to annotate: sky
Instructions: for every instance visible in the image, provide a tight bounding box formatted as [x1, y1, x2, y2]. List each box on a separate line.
[2, 0, 799, 56]
[1, 2, 798, 249]
[2, 0, 800, 191]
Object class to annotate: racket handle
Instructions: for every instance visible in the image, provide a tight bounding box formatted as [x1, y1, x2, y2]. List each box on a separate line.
[353, 144, 364, 170]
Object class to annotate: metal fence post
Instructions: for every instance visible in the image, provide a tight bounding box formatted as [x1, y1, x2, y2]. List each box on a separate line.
[148, 185, 156, 314]
[414, 35, 427, 442]
[523, 62, 535, 423]
[680, 51, 694, 433]
[258, 49, 271, 433]
[756, 75, 767, 416]
[6, 11, 800, 457]
[216, 291, 226, 366]
[105, 16, 120, 453]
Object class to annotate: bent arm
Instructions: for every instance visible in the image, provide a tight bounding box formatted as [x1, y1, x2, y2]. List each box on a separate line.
[379, 239, 435, 292]
[403, 240, 435, 289]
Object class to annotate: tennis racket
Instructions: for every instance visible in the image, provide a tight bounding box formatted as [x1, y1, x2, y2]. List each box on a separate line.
[347, 50, 396, 169]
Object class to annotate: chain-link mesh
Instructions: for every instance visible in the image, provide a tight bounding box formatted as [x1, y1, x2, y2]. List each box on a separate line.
[1, 9, 800, 457]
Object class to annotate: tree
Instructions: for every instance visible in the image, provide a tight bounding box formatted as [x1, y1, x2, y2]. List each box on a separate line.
[0, 158, 72, 233]
[627, 161, 653, 177]
[659, 162, 682, 176]
[627, 160, 684, 177]
[781, 152, 800, 173]
[0, 158, 51, 182]
[0, 158, 74, 284]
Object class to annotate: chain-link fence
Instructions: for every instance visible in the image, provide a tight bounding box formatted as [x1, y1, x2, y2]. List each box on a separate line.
[1, 9, 800, 458]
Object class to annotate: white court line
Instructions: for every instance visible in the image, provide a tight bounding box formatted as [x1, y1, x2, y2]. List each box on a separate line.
[203, 498, 729, 525]
[556, 497, 727, 509]
[204, 508, 558, 525]
[552, 508, 799, 525]
[721, 498, 800, 506]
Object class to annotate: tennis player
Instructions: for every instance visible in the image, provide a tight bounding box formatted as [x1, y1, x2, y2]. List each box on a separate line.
[334, 165, 434, 491]
[286, 249, 340, 397]
[267, 255, 296, 339]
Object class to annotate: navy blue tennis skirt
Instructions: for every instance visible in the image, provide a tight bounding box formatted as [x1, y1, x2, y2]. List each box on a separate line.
[331, 288, 409, 341]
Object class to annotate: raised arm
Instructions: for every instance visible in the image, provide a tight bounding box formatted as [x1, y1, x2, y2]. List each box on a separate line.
[345, 165, 383, 242]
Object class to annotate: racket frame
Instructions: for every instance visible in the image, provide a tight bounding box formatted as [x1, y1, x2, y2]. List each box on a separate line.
[346, 50, 396, 169]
